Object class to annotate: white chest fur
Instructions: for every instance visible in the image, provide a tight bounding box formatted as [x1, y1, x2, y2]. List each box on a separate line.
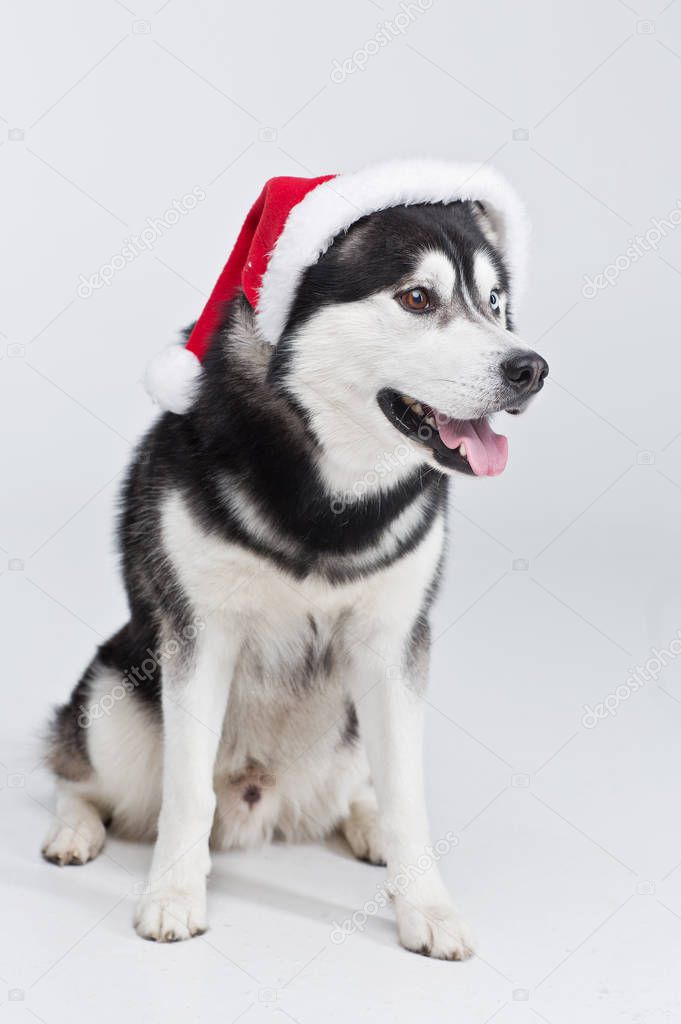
[161, 489, 445, 649]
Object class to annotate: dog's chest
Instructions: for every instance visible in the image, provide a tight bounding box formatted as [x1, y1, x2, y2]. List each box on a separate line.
[196, 543, 372, 683]
[162, 489, 444, 654]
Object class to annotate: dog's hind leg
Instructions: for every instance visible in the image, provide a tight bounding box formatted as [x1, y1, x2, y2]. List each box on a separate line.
[42, 780, 107, 866]
[42, 650, 111, 866]
[340, 783, 386, 866]
[42, 627, 162, 863]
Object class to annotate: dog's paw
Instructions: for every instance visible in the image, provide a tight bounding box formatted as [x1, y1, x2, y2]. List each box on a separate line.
[341, 800, 386, 866]
[395, 896, 475, 961]
[42, 816, 106, 866]
[134, 888, 207, 942]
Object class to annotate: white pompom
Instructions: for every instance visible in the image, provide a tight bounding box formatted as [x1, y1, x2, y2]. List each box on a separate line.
[144, 346, 203, 414]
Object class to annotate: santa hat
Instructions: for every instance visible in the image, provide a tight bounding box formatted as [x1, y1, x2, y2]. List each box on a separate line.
[145, 158, 528, 414]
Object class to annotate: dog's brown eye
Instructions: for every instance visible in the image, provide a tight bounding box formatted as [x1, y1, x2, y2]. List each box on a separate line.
[399, 288, 431, 312]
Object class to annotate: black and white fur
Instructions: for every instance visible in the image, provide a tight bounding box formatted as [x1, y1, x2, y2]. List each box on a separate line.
[43, 200, 547, 958]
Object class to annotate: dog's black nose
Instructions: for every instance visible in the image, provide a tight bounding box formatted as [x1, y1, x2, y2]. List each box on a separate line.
[502, 351, 549, 395]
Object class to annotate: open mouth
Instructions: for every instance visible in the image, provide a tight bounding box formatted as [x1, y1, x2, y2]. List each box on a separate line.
[377, 389, 509, 477]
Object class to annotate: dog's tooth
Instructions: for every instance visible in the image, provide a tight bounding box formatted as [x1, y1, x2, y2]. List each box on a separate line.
[459, 443, 467, 458]
[412, 402, 424, 416]
[401, 395, 413, 406]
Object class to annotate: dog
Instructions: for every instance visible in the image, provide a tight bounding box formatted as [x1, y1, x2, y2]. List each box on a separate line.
[42, 162, 547, 959]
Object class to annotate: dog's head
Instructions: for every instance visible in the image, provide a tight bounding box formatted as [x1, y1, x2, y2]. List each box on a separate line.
[269, 200, 547, 488]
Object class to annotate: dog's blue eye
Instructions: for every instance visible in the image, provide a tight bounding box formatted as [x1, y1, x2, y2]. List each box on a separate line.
[490, 290, 500, 310]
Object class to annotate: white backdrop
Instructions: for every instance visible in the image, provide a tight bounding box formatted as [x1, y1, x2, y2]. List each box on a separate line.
[3, 1, 681, 1021]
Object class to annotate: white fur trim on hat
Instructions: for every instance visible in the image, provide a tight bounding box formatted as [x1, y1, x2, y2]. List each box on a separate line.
[144, 344, 203, 414]
[256, 158, 528, 346]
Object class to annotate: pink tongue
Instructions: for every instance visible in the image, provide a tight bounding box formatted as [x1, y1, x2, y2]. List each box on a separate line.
[436, 415, 508, 477]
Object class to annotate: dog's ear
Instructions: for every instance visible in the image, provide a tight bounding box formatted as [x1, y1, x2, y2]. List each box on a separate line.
[471, 200, 505, 253]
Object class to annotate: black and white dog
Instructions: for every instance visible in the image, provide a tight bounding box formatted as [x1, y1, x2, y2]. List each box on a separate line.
[43, 161, 547, 959]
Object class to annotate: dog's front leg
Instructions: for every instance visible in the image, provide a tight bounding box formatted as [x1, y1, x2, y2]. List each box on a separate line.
[349, 638, 475, 960]
[134, 623, 236, 942]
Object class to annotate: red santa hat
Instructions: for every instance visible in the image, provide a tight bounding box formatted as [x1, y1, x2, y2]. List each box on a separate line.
[145, 158, 528, 414]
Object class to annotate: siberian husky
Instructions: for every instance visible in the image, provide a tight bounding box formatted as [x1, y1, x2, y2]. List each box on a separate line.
[42, 163, 547, 959]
